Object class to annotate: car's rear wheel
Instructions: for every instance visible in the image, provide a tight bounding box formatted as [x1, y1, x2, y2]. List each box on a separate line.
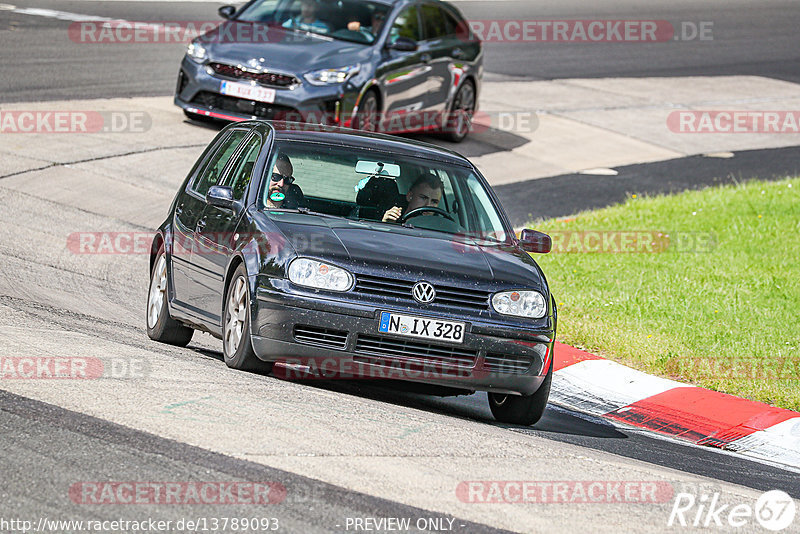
[353, 90, 379, 132]
[223, 265, 272, 372]
[488, 351, 552, 426]
[147, 247, 194, 346]
[443, 79, 476, 143]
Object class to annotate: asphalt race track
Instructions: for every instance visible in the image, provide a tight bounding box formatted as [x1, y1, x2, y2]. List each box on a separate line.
[1, 1, 799, 533]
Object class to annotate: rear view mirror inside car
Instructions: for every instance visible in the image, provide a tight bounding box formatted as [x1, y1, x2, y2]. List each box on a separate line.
[355, 160, 400, 177]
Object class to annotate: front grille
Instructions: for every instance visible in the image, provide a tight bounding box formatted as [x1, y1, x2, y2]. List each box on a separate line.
[209, 62, 300, 88]
[354, 334, 478, 369]
[354, 275, 490, 311]
[484, 353, 533, 374]
[293, 325, 348, 350]
[190, 91, 300, 120]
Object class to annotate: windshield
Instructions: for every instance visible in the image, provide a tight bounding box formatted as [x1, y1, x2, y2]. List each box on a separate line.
[237, 0, 390, 44]
[259, 140, 511, 244]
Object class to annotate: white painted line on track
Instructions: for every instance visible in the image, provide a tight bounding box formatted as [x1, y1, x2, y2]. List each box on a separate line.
[0, 3, 179, 33]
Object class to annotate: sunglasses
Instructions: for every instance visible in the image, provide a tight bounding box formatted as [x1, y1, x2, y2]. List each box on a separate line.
[271, 172, 295, 185]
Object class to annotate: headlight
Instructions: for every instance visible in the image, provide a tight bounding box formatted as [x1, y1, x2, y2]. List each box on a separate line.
[492, 290, 547, 319]
[303, 64, 360, 85]
[288, 258, 354, 292]
[186, 42, 208, 63]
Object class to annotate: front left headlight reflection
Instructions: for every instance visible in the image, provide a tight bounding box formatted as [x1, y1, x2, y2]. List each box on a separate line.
[287, 258, 354, 292]
[492, 290, 547, 319]
[303, 64, 360, 85]
[186, 41, 208, 62]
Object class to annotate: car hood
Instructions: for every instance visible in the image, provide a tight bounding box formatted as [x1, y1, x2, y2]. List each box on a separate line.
[200, 22, 370, 74]
[268, 214, 546, 289]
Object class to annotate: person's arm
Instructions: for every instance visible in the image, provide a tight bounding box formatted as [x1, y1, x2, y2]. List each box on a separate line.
[382, 206, 402, 222]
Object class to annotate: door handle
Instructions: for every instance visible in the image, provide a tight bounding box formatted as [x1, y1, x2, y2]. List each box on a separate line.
[196, 217, 207, 231]
[420, 53, 432, 64]
[452, 47, 464, 58]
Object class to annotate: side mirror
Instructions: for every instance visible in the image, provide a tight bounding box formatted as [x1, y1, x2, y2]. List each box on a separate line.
[218, 5, 236, 19]
[206, 185, 234, 210]
[519, 229, 551, 254]
[386, 37, 418, 52]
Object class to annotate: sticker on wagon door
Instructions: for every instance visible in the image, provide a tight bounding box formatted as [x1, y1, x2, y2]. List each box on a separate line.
[379, 312, 465, 343]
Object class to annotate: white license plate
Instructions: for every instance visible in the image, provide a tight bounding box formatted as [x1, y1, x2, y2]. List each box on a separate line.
[220, 81, 275, 103]
[378, 312, 465, 344]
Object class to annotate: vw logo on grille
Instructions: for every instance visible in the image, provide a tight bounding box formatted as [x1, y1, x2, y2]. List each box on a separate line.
[412, 281, 436, 304]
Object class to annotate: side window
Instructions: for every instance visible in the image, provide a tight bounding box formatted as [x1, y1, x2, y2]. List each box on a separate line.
[465, 174, 505, 238]
[223, 134, 262, 201]
[191, 129, 248, 197]
[388, 5, 421, 42]
[441, 8, 462, 37]
[420, 4, 447, 41]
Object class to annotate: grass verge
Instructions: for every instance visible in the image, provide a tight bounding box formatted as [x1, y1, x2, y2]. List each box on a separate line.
[532, 176, 800, 411]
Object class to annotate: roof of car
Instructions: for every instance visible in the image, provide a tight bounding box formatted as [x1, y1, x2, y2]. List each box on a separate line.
[246, 121, 474, 167]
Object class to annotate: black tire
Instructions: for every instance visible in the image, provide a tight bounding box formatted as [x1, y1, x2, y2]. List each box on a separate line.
[443, 80, 476, 143]
[488, 350, 553, 426]
[222, 264, 273, 373]
[353, 90, 379, 132]
[146, 246, 194, 347]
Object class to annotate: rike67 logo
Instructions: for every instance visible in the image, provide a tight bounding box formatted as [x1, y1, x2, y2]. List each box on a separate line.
[668, 490, 796, 531]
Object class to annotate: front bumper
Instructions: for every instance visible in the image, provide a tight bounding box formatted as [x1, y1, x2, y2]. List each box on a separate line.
[252, 280, 554, 396]
[175, 56, 359, 123]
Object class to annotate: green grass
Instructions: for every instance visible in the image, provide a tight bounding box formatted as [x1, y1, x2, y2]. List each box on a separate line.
[532, 177, 800, 411]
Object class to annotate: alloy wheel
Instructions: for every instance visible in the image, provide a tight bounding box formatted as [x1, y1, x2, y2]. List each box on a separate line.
[147, 255, 167, 329]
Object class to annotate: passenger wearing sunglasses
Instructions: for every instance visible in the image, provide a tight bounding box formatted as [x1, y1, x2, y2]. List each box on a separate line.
[266, 154, 306, 209]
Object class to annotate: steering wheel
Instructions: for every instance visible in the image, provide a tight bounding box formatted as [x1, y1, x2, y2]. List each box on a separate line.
[399, 206, 456, 224]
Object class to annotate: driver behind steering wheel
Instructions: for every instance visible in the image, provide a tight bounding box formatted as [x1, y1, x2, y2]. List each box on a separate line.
[382, 172, 443, 223]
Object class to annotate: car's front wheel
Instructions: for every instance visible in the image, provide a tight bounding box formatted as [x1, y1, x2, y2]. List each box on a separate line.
[353, 91, 379, 132]
[443, 80, 476, 143]
[147, 246, 194, 346]
[488, 352, 553, 426]
[223, 264, 273, 372]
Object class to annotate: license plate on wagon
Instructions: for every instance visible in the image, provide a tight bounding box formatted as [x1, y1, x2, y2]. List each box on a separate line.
[378, 312, 465, 343]
[220, 80, 276, 103]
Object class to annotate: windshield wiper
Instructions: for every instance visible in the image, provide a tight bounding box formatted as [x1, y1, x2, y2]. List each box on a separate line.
[279, 207, 347, 220]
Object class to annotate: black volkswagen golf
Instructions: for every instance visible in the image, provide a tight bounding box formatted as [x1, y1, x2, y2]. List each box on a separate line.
[175, 0, 482, 141]
[147, 121, 556, 425]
